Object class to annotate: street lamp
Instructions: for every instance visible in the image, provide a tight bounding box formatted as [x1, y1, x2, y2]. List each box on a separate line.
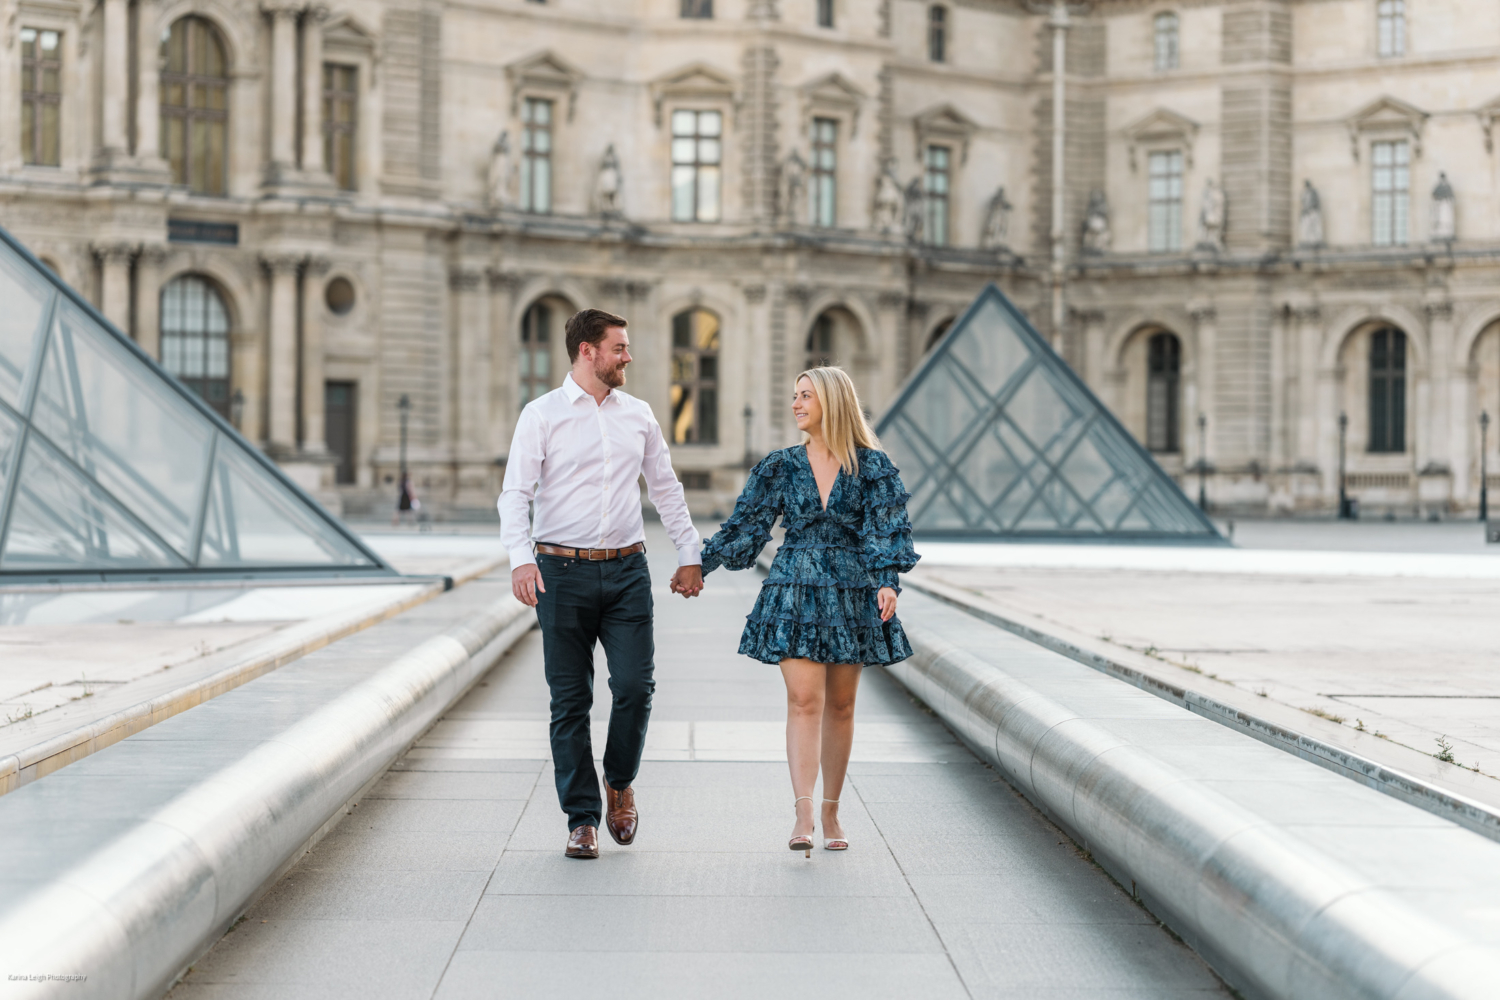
[1338, 411, 1353, 519]
[230, 389, 245, 431]
[1480, 411, 1490, 523]
[397, 393, 411, 479]
[1196, 413, 1208, 511]
[742, 404, 754, 470]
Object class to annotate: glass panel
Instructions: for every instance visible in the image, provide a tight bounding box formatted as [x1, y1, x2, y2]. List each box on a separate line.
[0, 238, 53, 410]
[197, 438, 376, 568]
[29, 299, 215, 558]
[0, 407, 19, 501]
[0, 433, 185, 571]
[875, 285, 1217, 540]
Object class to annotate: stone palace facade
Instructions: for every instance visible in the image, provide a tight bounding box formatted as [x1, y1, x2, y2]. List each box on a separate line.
[3, 0, 1499, 517]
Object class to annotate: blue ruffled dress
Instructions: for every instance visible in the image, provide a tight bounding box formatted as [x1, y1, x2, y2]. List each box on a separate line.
[700, 445, 920, 666]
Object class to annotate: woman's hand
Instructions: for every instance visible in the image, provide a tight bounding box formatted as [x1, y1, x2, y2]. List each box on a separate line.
[877, 587, 898, 622]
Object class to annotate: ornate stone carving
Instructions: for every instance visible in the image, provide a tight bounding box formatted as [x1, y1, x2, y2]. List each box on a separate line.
[1081, 190, 1111, 255]
[902, 176, 924, 243]
[486, 268, 524, 292]
[487, 132, 514, 209]
[744, 284, 768, 304]
[779, 150, 806, 226]
[1196, 178, 1225, 251]
[1430, 171, 1456, 242]
[981, 186, 1012, 250]
[449, 268, 483, 292]
[871, 158, 902, 234]
[596, 144, 623, 216]
[1297, 180, 1325, 248]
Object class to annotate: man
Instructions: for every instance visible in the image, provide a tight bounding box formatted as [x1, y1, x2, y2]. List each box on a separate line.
[499, 308, 704, 859]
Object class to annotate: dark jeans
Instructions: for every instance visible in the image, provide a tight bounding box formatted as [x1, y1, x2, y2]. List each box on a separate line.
[534, 551, 655, 830]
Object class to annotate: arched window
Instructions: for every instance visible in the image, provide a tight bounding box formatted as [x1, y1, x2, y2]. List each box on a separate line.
[670, 308, 720, 444]
[1146, 332, 1181, 452]
[519, 301, 555, 408]
[807, 313, 836, 369]
[161, 17, 229, 195]
[1369, 326, 1406, 453]
[1154, 12, 1180, 70]
[1377, 0, 1405, 57]
[160, 275, 231, 417]
[928, 6, 947, 63]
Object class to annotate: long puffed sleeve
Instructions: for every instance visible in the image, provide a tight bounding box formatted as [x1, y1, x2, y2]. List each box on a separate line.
[701, 451, 785, 574]
[859, 451, 919, 593]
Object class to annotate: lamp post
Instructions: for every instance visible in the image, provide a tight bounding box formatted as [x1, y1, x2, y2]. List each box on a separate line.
[230, 389, 245, 432]
[397, 393, 411, 480]
[742, 404, 754, 470]
[1481, 410, 1490, 522]
[1196, 413, 1208, 511]
[1338, 411, 1352, 519]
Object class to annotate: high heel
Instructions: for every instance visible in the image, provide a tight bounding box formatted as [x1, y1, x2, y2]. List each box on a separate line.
[822, 798, 848, 851]
[789, 796, 814, 858]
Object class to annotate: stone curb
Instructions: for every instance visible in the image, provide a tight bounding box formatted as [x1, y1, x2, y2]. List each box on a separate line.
[0, 591, 533, 1000]
[0, 557, 507, 797]
[889, 616, 1500, 1000]
[901, 572, 1500, 844]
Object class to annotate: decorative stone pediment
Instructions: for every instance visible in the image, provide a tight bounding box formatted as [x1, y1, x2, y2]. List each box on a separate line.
[913, 103, 979, 164]
[1478, 97, 1500, 153]
[1346, 96, 1427, 160]
[507, 50, 585, 120]
[800, 72, 867, 137]
[649, 63, 738, 127]
[1124, 108, 1198, 171]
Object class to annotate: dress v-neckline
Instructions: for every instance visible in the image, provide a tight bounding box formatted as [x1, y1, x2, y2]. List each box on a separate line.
[802, 444, 840, 511]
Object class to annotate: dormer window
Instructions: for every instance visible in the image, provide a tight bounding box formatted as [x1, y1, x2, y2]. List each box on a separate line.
[1153, 12, 1179, 70]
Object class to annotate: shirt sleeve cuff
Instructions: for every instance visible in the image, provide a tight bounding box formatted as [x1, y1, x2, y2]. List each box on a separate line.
[509, 549, 537, 569]
[677, 545, 702, 567]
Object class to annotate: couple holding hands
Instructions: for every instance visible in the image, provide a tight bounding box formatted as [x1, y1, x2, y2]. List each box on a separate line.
[498, 309, 917, 859]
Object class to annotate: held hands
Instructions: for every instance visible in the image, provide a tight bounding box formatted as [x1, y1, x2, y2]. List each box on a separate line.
[512, 564, 545, 607]
[877, 587, 898, 622]
[670, 565, 704, 598]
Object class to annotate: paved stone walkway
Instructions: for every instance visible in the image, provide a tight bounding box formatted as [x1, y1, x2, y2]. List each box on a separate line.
[168, 528, 1229, 1000]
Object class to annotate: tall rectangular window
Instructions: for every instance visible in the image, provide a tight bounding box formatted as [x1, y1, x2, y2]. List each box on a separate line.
[1147, 150, 1183, 252]
[681, 0, 713, 17]
[520, 97, 553, 214]
[809, 118, 837, 228]
[671, 109, 722, 223]
[1154, 12, 1179, 70]
[1369, 327, 1406, 453]
[924, 145, 950, 246]
[1377, 0, 1405, 57]
[20, 28, 62, 167]
[928, 6, 947, 62]
[1371, 140, 1409, 246]
[323, 64, 358, 191]
[817, 0, 834, 28]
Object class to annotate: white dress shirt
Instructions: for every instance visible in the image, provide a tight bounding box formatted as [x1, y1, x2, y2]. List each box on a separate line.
[498, 373, 701, 570]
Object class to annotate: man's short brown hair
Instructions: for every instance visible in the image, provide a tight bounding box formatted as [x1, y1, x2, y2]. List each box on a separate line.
[565, 308, 627, 363]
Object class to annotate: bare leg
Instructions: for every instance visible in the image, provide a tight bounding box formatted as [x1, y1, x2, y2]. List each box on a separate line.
[819, 664, 861, 841]
[780, 658, 826, 840]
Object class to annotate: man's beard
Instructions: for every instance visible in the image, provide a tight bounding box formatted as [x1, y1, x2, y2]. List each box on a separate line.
[596, 358, 628, 388]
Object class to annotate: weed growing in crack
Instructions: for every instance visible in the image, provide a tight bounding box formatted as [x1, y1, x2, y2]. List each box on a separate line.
[1435, 735, 1457, 764]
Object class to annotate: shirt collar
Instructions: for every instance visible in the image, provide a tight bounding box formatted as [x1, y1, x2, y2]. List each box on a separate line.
[563, 372, 618, 406]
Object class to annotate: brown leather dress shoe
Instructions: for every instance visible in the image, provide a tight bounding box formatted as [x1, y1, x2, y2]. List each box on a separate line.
[605, 785, 638, 845]
[565, 824, 599, 859]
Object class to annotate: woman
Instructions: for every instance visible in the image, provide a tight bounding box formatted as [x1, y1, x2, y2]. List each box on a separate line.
[701, 367, 918, 857]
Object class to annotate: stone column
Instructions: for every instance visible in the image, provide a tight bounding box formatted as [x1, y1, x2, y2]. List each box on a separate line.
[1292, 305, 1322, 465]
[1189, 303, 1217, 499]
[486, 269, 523, 455]
[264, 4, 300, 182]
[135, 245, 169, 359]
[262, 254, 301, 453]
[135, 1, 163, 165]
[1074, 308, 1106, 384]
[100, 0, 129, 159]
[449, 267, 488, 462]
[301, 257, 331, 452]
[300, 6, 328, 174]
[744, 284, 771, 463]
[94, 242, 136, 333]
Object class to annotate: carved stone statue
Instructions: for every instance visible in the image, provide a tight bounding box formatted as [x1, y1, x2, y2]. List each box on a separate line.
[1081, 189, 1111, 254]
[981, 186, 1013, 249]
[596, 144, 622, 216]
[902, 176, 925, 243]
[1197, 178, 1226, 250]
[487, 131, 514, 209]
[1297, 180, 1324, 248]
[1431, 171, 1456, 242]
[871, 158, 903, 234]
[780, 150, 807, 225]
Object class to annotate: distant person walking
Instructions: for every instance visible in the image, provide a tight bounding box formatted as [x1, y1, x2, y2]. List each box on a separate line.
[701, 367, 918, 856]
[392, 471, 419, 527]
[499, 308, 704, 860]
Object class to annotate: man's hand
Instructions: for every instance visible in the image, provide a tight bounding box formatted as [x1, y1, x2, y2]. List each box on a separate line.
[877, 587, 898, 622]
[670, 565, 704, 598]
[512, 564, 545, 607]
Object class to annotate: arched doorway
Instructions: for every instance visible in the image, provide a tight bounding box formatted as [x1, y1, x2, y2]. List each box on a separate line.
[159, 274, 231, 418]
[518, 297, 572, 408]
[1146, 331, 1181, 453]
[670, 307, 720, 444]
[805, 306, 863, 372]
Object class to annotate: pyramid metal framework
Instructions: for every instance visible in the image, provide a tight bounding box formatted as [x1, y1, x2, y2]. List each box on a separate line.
[876, 284, 1223, 543]
[0, 226, 391, 579]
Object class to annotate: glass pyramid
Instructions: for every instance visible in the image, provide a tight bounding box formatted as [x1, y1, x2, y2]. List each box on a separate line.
[0, 226, 390, 579]
[876, 284, 1223, 543]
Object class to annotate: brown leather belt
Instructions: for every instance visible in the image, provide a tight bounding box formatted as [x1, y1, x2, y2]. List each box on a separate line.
[534, 541, 646, 561]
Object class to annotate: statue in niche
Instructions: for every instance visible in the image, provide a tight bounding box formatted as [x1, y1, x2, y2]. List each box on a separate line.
[487, 131, 514, 209]
[596, 144, 623, 216]
[871, 158, 903, 234]
[1197, 178, 1226, 250]
[981, 186, 1013, 249]
[780, 150, 807, 226]
[1297, 180, 1324, 248]
[1080, 189, 1111, 254]
[1430, 171, 1456, 242]
[902, 176, 926, 243]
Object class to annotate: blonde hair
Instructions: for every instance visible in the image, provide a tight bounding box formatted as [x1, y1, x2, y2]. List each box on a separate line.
[796, 366, 881, 476]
